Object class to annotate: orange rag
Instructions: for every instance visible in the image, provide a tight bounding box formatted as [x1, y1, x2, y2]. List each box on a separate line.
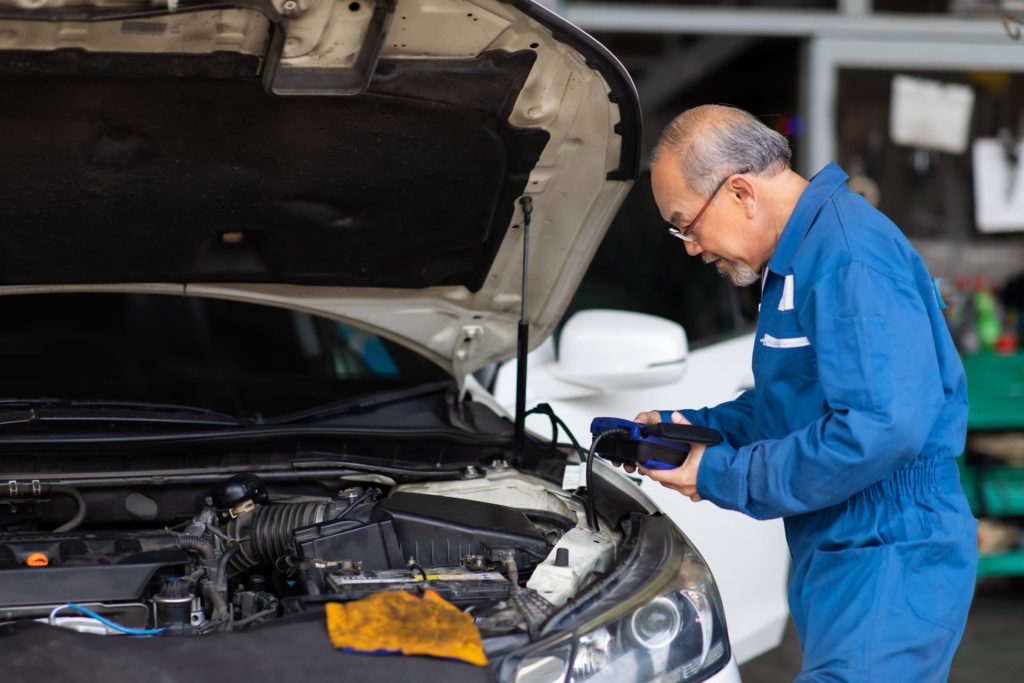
[325, 589, 488, 666]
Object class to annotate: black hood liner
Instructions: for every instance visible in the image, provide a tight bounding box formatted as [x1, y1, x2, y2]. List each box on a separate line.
[0, 49, 548, 290]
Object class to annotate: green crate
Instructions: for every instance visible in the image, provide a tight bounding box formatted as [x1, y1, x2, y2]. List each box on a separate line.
[958, 459, 981, 514]
[978, 550, 1024, 579]
[978, 467, 1024, 516]
[963, 351, 1024, 430]
[955, 353, 1024, 578]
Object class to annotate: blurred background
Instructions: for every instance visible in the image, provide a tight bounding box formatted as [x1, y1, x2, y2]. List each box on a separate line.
[534, 1, 1024, 680]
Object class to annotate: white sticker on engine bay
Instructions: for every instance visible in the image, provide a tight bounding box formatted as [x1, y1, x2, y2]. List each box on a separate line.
[563, 463, 642, 490]
[561, 464, 583, 490]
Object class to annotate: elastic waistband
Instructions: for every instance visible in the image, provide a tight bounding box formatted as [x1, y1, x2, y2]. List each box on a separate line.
[860, 457, 962, 501]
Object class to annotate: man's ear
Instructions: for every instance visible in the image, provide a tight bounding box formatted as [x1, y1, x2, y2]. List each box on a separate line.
[727, 174, 757, 219]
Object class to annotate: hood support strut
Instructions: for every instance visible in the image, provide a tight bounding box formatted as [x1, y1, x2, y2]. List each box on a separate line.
[513, 196, 533, 454]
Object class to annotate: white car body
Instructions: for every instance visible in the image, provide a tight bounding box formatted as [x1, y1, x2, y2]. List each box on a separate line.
[494, 312, 790, 664]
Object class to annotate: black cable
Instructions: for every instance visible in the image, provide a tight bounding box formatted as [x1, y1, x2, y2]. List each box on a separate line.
[405, 563, 427, 582]
[524, 403, 564, 444]
[216, 545, 240, 597]
[523, 404, 626, 532]
[51, 485, 86, 533]
[409, 563, 429, 594]
[524, 403, 586, 460]
[524, 405, 559, 446]
[585, 428, 630, 532]
[335, 488, 378, 520]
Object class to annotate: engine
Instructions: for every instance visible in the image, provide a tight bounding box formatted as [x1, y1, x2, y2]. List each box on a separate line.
[0, 470, 612, 638]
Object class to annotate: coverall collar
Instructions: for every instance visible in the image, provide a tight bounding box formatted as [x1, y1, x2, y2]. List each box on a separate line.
[767, 161, 848, 276]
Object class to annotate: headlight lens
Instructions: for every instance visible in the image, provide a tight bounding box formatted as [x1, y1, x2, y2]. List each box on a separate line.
[566, 587, 725, 682]
[630, 596, 682, 650]
[510, 517, 729, 683]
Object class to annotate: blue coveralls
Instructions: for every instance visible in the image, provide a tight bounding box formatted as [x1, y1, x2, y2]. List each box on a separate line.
[661, 163, 977, 682]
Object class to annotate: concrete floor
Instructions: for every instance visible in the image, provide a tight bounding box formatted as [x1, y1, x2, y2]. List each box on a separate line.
[739, 579, 1024, 682]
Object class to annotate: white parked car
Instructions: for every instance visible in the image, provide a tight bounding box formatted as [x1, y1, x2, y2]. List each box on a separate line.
[0, 1, 749, 682]
[494, 311, 790, 665]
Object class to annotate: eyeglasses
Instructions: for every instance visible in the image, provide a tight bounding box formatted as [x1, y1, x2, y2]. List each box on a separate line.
[667, 172, 741, 243]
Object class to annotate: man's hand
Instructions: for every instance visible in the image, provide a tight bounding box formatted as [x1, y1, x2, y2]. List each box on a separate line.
[638, 412, 705, 502]
[632, 410, 662, 425]
[610, 410, 665, 474]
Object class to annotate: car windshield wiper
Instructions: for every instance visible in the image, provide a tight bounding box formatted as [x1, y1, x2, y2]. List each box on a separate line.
[0, 398, 248, 429]
[261, 381, 454, 425]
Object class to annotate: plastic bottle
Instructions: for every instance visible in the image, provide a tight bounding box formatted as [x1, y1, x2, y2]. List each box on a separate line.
[957, 277, 980, 354]
[973, 277, 1002, 351]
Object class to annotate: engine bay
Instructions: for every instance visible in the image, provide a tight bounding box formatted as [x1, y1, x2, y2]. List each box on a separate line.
[0, 466, 621, 640]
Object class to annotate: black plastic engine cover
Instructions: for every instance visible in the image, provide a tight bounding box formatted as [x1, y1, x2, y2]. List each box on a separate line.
[0, 531, 188, 610]
[295, 493, 552, 571]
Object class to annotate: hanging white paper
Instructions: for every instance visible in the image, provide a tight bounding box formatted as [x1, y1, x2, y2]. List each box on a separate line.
[890, 75, 975, 154]
[972, 138, 1024, 233]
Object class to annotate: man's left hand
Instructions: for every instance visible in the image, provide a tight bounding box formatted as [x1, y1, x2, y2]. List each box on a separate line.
[638, 412, 705, 502]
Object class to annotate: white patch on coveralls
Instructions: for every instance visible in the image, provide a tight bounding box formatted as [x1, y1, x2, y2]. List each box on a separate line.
[778, 274, 795, 311]
[760, 333, 810, 348]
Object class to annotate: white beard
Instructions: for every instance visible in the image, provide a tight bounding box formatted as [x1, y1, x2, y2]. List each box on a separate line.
[703, 255, 761, 287]
[724, 261, 760, 287]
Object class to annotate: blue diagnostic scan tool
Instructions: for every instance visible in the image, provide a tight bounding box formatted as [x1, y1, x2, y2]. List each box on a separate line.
[589, 417, 724, 470]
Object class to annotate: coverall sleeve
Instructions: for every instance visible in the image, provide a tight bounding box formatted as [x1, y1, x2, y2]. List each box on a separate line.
[659, 390, 758, 450]
[696, 260, 947, 520]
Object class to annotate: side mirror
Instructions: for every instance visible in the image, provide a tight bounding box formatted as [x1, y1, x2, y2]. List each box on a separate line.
[545, 310, 688, 392]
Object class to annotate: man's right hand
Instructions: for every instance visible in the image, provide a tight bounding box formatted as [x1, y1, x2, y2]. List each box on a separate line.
[611, 410, 668, 473]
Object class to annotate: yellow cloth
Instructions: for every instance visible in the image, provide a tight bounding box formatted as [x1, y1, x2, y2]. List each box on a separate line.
[325, 589, 488, 666]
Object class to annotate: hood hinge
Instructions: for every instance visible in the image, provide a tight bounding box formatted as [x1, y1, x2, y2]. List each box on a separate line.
[452, 324, 484, 388]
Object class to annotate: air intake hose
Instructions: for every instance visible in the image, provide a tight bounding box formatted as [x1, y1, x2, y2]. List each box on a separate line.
[229, 502, 329, 571]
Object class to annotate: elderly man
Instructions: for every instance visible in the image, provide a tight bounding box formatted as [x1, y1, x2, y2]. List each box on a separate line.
[629, 105, 976, 681]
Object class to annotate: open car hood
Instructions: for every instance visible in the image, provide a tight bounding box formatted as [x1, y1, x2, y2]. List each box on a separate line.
[0, 0, 640, 383]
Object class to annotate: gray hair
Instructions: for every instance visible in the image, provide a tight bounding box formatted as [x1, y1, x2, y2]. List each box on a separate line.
[651, 105, 792, 196]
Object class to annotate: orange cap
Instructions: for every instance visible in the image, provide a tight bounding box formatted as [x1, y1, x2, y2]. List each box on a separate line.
[25, 552, 49, 567]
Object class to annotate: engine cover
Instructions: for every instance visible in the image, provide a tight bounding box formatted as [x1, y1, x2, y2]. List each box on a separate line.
[0, 531, 189, 611]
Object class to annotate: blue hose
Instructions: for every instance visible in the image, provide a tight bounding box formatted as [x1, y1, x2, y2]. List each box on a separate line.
[50, 603, 165, 636]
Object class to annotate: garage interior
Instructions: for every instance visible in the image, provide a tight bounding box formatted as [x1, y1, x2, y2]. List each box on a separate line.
[0, 0, 1019, 680]
[540, 0, 1024, 680]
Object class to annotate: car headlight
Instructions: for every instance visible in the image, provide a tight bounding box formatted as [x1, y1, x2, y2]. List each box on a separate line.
[508, 515, 729, 683]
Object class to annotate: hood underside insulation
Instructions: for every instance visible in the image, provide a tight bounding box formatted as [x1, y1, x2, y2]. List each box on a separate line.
[0, 49, 547, 290]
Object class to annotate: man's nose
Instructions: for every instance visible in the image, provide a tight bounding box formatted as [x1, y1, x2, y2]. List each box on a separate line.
[684, 240, 703, 256]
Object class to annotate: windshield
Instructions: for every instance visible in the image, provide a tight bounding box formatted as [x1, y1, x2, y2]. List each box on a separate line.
[0, 293, 447, 418]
